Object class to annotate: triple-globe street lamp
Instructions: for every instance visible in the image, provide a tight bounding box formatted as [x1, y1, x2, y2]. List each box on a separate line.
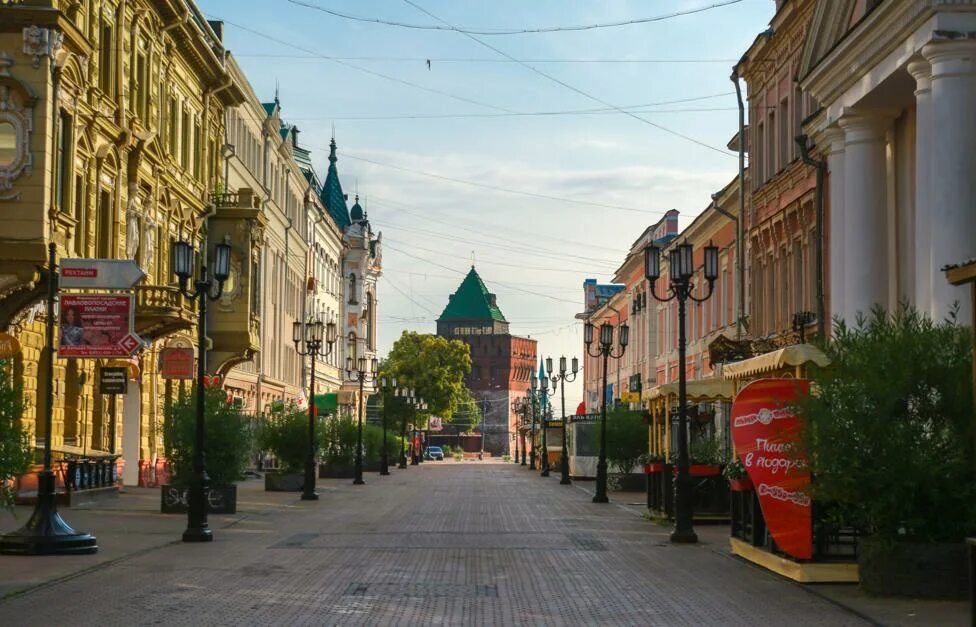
[397, 387, 415, 469]
[546, 356, 579, 485]
[527, 381, 539, 471]
[584, 319, 629, 504]
[346, 356, 378, 485]
[377, 376, 400, 476]
[292, 318, 337, 500]
[173, 237, 231, 542]
[645, 240, 718, 544]
[510, 396, 524, 465]
[536, 374, 553, 478]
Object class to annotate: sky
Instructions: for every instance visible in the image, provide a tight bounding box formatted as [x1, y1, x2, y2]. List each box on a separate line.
[198, 0, 774, 410]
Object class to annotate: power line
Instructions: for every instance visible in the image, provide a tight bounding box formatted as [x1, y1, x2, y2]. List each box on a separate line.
[215, 17, 515, 113]
[288, 0, 744, 35]
[233, 54, 740, 64]
[314, 107, 739, 121]
[381, 275, 437, 314]
[332, 150, 664, 215]
[401, 0, 735, 158]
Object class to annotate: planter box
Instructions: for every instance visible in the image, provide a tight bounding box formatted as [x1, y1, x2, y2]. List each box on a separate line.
[729, 477, 754, 492]
[612, 473, 646, 492]
[643, 463, 665, 473]
[160, 484, 237, 515]
[671, 464, 723, 476]
[264, 472, 304, 492]
[858, 538, 968, 599]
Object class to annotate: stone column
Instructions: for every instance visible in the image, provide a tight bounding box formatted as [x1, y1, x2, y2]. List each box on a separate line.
[908, 59, 933, 316]
[822, 126, 846, 325]
[923, 36, 976, 322]
[839, 112, 891, 322]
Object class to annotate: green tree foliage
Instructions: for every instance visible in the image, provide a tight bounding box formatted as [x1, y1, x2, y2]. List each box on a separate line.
[451, 387, 483, 432]
[379, 331, 472, 426]
[321, 414, 401, 466]
[591, 407, 648, 474]
[257, 407, 324, 474]
[0, 367, 32, 511]
[801, 304, 975, 542]
[162, 386, 254, 487]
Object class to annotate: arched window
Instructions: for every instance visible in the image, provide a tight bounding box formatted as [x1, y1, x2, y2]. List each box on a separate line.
[365, 292, 374, 350]
[348, 273, 358, 305]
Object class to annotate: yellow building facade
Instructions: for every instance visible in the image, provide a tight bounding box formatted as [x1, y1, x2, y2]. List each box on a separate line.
[0, 1, 256, 486]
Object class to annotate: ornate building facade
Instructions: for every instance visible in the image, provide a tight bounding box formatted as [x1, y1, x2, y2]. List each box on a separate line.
[0, 1, 262, 486]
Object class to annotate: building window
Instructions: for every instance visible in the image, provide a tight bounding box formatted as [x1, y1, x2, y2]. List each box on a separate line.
[779, 249, 789, 330]
[793, 239, 804, 313]
[167, 97, 177, 155]
[348, 273, 358, 305]
[767, 111, 776, 179]
[98, 23, 114, 96]
[192, 121, 202, 179]
[779, 98, 789, 168]
[180, 106, 190, 169]
[54, 110, 71, 212]
[96, 189, 113, 258]
[756, 122, 765, 186]
[132, 50, 148, 119]
[73, 171, 86, 255]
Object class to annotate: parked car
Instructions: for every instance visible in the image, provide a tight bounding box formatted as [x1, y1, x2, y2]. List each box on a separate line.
[425, 446, 444, 461]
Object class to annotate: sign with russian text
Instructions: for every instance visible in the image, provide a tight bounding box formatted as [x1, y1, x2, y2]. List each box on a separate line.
[160, 347, 195, 380]
[60, 258, 146, 289]
[730, 378, 812, 560]
[428, 416, 443, 431]
[58, 294, 141, 357]
[99, 367, 128, 395]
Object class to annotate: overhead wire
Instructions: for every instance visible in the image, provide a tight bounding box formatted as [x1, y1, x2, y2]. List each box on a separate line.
[400, 0, 736, 158]
[286, 0, 744, 35]
[232, 54, 740, 64]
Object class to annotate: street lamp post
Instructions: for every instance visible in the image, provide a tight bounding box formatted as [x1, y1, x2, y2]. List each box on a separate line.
[584, 319, 629, 504]
[537, 377, 552, 478]
[346, 356, 378, 485]
[510, 397, 522, 464]
[292, 318, 337, 500]
[547, 356, 579, 485]
[645, 240, 718, 544]
[378, 376, 399, 476]
[399, 387, 414, 469]
[172, 238, 232, 542]
[528, 381, 538, 470]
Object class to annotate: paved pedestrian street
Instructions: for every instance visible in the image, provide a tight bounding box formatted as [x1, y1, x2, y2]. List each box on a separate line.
[1, 463, 875, 626]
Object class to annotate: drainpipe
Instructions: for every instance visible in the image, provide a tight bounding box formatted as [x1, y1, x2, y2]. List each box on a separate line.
[730, 68, 747, 340]
[796, 134, 826, 342]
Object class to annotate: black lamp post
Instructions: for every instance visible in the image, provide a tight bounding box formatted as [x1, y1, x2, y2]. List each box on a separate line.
[378, 376, 399, 475]
[172, 237, 232, 542]
[528, 381, 539, 470]
[399, 387, 414, 469]
[584, 319, 629, 504]
[547, 356, 579, 485]
[292, 317, 337, 500]
[346, 355, 378, 485]
[537, 376, 552, 478]
[645, 240, 718, 544]
[510, 397, 522, 465]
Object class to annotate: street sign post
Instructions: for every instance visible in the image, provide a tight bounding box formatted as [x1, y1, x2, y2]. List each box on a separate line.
[59, 259, 146, 290]
[99, 367, 128, 455]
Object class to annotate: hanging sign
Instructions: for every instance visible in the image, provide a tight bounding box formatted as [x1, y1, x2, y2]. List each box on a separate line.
[58, 294, 142, 357]
[98, 367, 128, 395]
[730, 378, 812, 560]
[160, 347, 195, 380]
[428, 416, 443, 431]
[60, 258, 146, 289]
[0, 332, 21, 358]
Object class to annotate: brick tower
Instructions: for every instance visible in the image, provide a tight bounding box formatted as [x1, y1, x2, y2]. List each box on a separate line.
[437, 267, 537, 456]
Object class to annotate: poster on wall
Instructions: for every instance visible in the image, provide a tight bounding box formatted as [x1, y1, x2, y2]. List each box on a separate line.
[58, 294, 142, 358]
[730, 378, 812, 560]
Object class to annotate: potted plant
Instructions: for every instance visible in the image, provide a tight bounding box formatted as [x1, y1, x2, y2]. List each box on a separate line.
[799, 305, 974, 599]
[682, 434, 723, 476]
[259, 408, 323, 491]
[0, 368, 32, 512]
[723, 458, 752, 491]
[639, 453, 665, 474]
[160, 386, 253, 514]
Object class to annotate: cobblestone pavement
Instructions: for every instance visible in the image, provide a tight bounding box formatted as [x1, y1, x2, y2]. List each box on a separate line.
[0, 463, 871, 626]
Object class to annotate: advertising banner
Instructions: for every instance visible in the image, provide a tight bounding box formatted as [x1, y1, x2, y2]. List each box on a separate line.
[58, 294, 141, 358]
[428, 416, 443, 431]
[730, 378, 812, 560]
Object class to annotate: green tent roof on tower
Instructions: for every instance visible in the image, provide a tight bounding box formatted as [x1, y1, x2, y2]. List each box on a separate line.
[319, 138, 351, 231]
[438, 267, 507, 323]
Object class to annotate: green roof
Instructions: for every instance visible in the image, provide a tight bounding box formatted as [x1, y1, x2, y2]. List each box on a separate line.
[438, 267, 507, 323]
[319, 138, 351, 231]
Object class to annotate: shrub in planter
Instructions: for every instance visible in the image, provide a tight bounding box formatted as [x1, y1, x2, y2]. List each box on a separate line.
[723, 459, 752, 491]
[258, 408, 325, 491]
[161, 385, 253, 513]
[800, 305, 975, 598]
[0, 368, 32, 512]
[589, 407, 647, 475]
[638, 453, 665, 473]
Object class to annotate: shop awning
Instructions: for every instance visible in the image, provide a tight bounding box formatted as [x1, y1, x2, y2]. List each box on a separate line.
[722, 343, 830, 381]
[644, 379, 735, 404]
[313, 393, 339, 413]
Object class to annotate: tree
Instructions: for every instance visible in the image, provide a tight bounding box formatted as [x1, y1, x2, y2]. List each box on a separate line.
[0, 367, 32, 511]
[590, 407, 647, 475]
[379, 331, 472, 427]
[451, 387, 483, 432]
[800, 304, 975, 543]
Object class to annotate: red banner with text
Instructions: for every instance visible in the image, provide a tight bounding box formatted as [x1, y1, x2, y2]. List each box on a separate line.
[730, 378, 812, 560]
